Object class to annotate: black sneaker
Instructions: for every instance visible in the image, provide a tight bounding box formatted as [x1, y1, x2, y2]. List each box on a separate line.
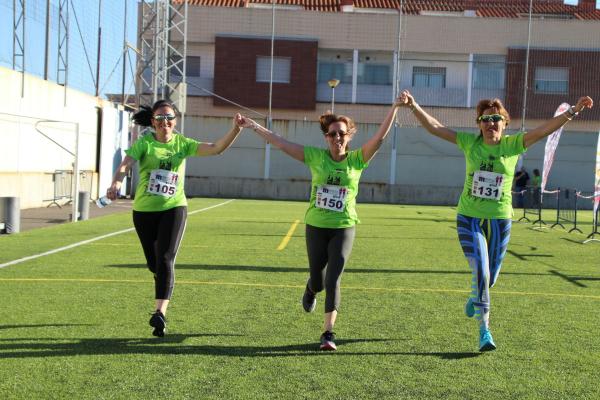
[302, 285, 316, 312]
[320, 331, 337, 351]
[149, 311, 167, 337]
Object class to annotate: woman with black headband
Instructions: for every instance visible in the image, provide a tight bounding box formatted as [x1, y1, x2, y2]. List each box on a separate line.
[104, 100, 244, 337]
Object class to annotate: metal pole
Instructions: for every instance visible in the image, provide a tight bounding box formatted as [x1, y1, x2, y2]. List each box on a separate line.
[71, 123, 80, 223]
[44, 0, 51, 80]
[21, 0, 25, 98]
[520, 0, 533, 132]
[331, 87, 335, 113]
[264, 0, 275, 180]
[121, 0, 127, 105]
[390, 3, 402, 186]
[95, 0, 102, 97]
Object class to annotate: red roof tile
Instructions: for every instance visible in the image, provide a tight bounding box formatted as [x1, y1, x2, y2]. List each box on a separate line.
[174, 0, 600, 19]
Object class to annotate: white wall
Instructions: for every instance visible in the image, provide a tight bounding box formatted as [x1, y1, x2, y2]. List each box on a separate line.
[0, 67, 125, 209]
[181, 114, 599, 204]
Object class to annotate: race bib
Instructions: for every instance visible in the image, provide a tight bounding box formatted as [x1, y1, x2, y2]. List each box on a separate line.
[147, 169, 179, 197]
[471, 170, 504, 201]
[315, 184, 348, 212]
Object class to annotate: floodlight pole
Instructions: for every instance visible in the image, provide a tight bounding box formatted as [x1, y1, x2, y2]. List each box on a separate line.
[520, 0, 533, 132]
[328, 79, 340, 113]
[390, 3, 403, 186]
[264, 0, 275, 180]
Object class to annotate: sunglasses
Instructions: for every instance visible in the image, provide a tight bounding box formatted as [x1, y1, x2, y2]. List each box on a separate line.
[325, 130, 349, 138]
[477, 114, 505, 123]
[153, 114, 176, 121]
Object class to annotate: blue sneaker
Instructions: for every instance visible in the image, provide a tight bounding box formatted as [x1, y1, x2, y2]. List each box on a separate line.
[479, 327, 497, 352]
[464, 297, 475, 318]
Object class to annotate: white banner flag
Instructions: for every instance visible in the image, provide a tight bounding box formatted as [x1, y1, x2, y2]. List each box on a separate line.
[564, 0, 578, 5]
[541, 103, 570, 193]
[594, 132, 600, 215]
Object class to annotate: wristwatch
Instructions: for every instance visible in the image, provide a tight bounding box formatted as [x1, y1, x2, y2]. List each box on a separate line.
[566, 106, 578, 118]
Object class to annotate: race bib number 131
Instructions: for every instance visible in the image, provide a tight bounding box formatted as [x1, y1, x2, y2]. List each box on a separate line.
[315, 184, 348, 212]
[471, 170, 503, 201]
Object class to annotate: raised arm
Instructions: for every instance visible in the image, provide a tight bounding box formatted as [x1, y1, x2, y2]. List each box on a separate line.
[398, 89, 457, 144]
[196, 113, 244, 156]
[523, 96, 594, 148]
[239, 116, 305, 163]
[106, 155, 137, 200]
[361, 97, 402, 163]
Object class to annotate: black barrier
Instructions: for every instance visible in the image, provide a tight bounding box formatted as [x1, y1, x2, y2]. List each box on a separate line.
[568, 190, 584, 234]
[588, 207, 600, 242]
[516, 187, 542, 223]
[514, 187, 597, 236]
[576, 191, 600, 243]
[551, 188, 578, 230]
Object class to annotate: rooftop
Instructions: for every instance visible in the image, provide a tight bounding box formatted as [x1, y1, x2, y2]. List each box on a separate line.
[175, 0, 600, 19]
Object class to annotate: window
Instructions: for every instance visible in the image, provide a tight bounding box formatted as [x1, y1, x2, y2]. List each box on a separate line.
[358, 64, 391, 85]
[318, 62, 352, 84]
[170, 55, 201, 78]
[534, 67, 568, 94]
[256, 56, 291, 83]
[472, 55, 505, 89]
[412, 66, 446, 88]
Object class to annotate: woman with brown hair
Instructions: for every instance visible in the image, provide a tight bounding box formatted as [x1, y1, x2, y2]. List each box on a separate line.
[397, 89, 593, 351]
[239, 98, 402, 350]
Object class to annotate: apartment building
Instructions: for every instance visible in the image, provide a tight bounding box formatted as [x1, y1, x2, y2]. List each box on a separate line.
[141, 0, 600, 203]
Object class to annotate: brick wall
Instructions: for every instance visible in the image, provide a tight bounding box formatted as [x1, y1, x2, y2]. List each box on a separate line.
[506, 48, 600, 120]
[213, 35, 318, 110]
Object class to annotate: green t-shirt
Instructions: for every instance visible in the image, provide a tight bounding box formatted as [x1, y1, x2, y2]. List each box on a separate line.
[532, 175, 541, 187]
[303, 146, 369, 228]
[125, 132, 200, 212]
[456, 131, 527, 219]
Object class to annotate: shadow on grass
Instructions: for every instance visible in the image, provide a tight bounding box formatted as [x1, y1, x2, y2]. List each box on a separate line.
[549, 270, 600, 288]
[105, 264, 574, 279]
[362, 216, 455, 224]
[0, 334, 480, 359]
[560, 237, 586, 245]
[0, 324, 94, 331]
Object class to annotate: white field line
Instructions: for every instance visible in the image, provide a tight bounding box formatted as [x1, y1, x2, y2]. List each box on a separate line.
[0, 199, 235, 269]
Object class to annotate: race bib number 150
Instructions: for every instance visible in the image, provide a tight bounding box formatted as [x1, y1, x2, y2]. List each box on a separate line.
[147, 169, 178, 197]
[471, 170, 504, 201]
[315, 184, 348, 212]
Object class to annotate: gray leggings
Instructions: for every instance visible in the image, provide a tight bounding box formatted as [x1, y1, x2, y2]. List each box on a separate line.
[305, 224, 356, 313]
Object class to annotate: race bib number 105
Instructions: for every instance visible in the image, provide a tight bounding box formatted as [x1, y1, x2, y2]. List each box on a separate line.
[147, 169, 178, 197]
[471, 170, 504, 201]
[315, 184, 348, 212]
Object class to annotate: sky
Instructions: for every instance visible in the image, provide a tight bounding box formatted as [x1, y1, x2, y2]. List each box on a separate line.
[1, 0, 138, 99]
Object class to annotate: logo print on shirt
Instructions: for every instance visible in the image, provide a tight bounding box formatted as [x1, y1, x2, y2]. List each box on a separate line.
[327, 175, 341, 185]
[159, 159, 173, 171]
[479, 161, 494, 172]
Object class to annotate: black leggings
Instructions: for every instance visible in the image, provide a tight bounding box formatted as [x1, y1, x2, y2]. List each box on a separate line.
[132, 206, 187, 300]
[305, 224, 356, 313]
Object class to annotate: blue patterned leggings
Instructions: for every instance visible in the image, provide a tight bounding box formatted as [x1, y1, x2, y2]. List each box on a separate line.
[456, 214, 511, 326]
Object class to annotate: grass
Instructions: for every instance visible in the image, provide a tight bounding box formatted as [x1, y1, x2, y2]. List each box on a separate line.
[1, 198, 599, 399]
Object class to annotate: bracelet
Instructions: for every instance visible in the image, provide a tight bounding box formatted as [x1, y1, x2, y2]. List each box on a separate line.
[409, 102, 417, 111]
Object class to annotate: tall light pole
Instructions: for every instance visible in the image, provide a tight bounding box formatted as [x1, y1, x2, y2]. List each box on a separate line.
[328, 78, 340, 113]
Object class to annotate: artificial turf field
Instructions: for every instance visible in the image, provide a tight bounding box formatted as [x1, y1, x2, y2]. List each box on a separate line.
[1, 198, 599, 399]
